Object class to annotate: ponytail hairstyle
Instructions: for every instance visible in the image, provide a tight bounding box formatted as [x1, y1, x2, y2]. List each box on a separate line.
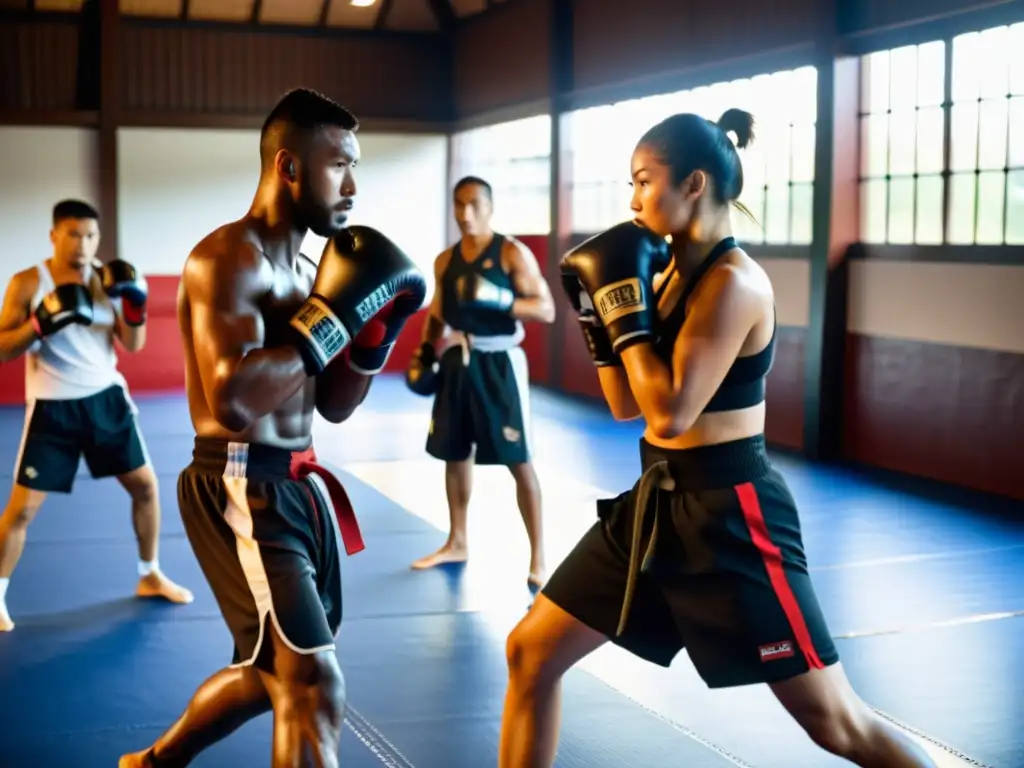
[637, 107, 757, 221]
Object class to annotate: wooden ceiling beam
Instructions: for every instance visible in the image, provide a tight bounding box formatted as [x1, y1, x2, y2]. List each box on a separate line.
[427, 0, 455, 32]
[374, 0, 394, 30]
[249, 0, 262, 24]
[317, 0, 331, 26]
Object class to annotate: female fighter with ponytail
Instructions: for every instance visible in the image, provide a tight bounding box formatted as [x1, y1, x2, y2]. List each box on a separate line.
[498, 109, 937, 768]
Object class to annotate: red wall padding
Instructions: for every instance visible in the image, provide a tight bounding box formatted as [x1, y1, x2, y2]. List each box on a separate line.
[0, 360, 25, 405]
[115, 276, 186, 394]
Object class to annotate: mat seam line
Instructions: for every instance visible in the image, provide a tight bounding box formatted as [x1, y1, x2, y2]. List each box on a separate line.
[346, 706, 417, 768]
[869, 707, 994, 768]
[343, 718, 404, 768]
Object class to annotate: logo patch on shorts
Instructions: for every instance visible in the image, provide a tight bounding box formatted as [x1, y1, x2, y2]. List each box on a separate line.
[758, 641, 795, 661]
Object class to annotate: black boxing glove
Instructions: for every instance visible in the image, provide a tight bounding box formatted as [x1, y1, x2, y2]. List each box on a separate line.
[575, 293, 620, 367]
[560, 221, 671, 355]
[405, 342, 440, 396]
[289, 227, 427, 377]
[100, 259, 148, 327]
[32, 284, 94, 338]
[454, 272, 515, 313]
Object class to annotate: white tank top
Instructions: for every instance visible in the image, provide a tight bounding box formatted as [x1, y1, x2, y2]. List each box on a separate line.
[25, 262, 127, 401]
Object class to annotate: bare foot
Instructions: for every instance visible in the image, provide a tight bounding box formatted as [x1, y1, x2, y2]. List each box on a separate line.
[411, 544, 468, 570]
[0, 607, 13, 633]
[136, 571, 194, 604]
[118, 749, 153, 767]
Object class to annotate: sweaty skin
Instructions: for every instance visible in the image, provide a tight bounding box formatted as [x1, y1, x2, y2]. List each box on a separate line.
[121, 107, 367, 768]
[178, 220, 370, 447]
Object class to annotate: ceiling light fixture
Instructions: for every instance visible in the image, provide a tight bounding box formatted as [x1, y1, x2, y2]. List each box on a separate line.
[351, 0, 378, 7]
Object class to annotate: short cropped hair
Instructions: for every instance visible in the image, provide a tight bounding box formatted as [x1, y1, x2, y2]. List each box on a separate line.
[52, 199, 99, 226]
[259, 88, 359, 171]
[453, 176, 493, 202]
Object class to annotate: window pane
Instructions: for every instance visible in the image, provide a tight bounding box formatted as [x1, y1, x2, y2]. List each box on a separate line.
[790, 66, 818, 125]
[527, 194, 552, 235]
[887, 176, 915, 244]
[572, 184, 601, 234]
[790, 122, 816, 183]
[613, 182, 632, 222]
[915, 175, 944, 244]
[862, 51, 890, 114]
[688, 85, 712, 119]
[596, 182, 629, 230]
[734, 187, 765, 244]
[860, 179, 888, 243]
[861, 114, 889, 177]
[977, 98, 1009, 170]
[947, 172, 977, 244]
[764, 123, 792, 183]
[1006, 170, 1024, 244]
[705, 81, 734, 123]
[764, 184, 791, 243]
[1011, 97, 1024, 167]
[743, 137, 767, 189]
[789, 183, 814, 245]
[950, 102, 979, 172]
[888, 110, 917, 176]
[916, 41, 946, 107]
[737, 184, 766, 241]
[951, 32, 983, 102]
[1011, 23, 1024, 95]
[915, 106, 945, 174]
[726, 79, 754, 117]
[888, 46, 918, 111]
[978, 26, 1010, 100]
[976, 170, 1006, 244]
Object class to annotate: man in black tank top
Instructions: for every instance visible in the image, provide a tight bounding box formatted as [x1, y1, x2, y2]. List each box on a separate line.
[405, 177, 556, 588]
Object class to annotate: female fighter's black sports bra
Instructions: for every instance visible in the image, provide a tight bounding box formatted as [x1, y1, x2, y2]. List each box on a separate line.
[652, 236, 775, 414]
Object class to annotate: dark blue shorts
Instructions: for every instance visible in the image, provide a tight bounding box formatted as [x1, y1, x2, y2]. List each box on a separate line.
[15, 384, 147, 493]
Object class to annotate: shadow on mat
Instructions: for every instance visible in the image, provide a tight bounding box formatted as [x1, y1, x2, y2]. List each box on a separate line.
[0, 597, 177, 671]
[4, 596, 144, 631]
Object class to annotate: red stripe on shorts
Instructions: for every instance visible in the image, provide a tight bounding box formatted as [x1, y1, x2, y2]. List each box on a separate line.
[734, 482, 825, 670]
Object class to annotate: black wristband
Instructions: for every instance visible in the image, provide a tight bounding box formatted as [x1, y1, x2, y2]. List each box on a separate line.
[579, 318, 620, 367]
[293, 336, 325, 377]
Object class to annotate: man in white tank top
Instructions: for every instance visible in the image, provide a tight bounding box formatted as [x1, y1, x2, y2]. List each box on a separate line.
[0, 199, 192, 632]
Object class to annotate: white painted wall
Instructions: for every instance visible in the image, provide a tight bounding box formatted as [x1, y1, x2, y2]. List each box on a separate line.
[0, 126, 448, 299]
[0, 127, 100, 290]
[117, 128, 449, 297]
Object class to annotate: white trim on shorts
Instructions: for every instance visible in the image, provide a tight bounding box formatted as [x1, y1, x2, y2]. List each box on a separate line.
[217, 441, 340, 668]
[12, 400, 37, 484]
[120, 387, 153, 470]
[505, 346, 533, 461]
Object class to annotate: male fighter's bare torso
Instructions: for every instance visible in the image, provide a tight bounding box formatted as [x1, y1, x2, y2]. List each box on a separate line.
[178, 219, 318, 450]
